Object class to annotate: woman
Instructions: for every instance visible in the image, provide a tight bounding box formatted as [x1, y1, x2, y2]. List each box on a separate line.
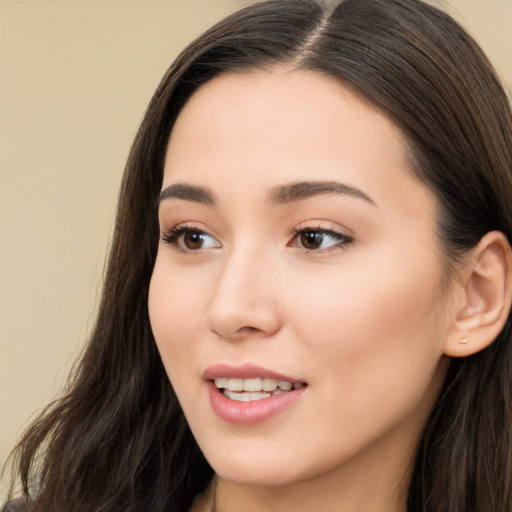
[4, 0, 512, 511]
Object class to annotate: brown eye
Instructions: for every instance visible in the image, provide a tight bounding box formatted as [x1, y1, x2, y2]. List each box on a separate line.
[161, 227, 221, 251]
[183, 231, 206, 250]
[300, 231, 325, 250]
[291, 228, 352, 253]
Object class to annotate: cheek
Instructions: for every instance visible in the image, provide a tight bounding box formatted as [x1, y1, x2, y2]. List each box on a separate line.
[274, 257, 448, 469]
[148, 260, 208, 376]
[284, 249, 447, 405]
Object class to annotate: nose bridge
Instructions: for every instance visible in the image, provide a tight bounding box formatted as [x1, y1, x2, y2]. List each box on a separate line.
[206, 237, 280, 339]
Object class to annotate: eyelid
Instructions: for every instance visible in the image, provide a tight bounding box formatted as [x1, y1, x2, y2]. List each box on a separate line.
[160, 223, 221, 252]
[289, 223, 354, 254]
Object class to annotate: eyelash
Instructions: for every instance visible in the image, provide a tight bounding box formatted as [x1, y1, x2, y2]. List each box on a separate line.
[160, 224, 354, 254]
[161, 224, 220, 252]
[290, 225, 354, 254]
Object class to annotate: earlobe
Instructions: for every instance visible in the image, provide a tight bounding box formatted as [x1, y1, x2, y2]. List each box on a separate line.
[444, 231, 512, 358]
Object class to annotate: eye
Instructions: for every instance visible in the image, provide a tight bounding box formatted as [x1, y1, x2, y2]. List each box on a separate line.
[290, 227, 353, 253]
[161, 225, 221, 252]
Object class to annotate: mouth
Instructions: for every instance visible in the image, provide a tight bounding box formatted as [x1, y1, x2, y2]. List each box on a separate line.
[213, 377, 305, 402]
[205, 365, 307, 424]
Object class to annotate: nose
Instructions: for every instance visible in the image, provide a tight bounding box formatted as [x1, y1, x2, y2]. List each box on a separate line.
[205, 246, 282, 341]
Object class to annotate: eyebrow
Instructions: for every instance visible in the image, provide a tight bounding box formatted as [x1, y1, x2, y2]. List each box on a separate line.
[269, 181, 376, 206]
[158, 180, 375, 207]
[159, 183, 215, 206]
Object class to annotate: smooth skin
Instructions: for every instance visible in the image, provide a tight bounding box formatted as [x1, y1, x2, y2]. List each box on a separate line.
[149, 68, 512, 512]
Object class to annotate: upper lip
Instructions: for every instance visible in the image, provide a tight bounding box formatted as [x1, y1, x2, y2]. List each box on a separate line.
[203, 363, 304, 383]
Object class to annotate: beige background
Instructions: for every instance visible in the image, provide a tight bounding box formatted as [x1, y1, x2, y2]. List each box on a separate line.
[1, 0, 511, 498]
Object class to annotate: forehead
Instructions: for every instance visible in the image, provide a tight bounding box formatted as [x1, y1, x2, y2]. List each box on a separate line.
[163, 68, 433, 220]
[168, 68, 405, 157]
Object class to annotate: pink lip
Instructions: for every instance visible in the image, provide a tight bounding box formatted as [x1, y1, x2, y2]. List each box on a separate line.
[204, 363, 307, 425]
[203, 362, 302, 382]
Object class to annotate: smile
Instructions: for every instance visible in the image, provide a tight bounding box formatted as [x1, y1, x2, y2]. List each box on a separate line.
[214, 377, 305, 402]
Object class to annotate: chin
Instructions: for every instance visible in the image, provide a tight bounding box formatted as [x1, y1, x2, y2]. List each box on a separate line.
[202, 447, 307, 487]
[216, 465, 302, 487]
[205, 441, 346, 490]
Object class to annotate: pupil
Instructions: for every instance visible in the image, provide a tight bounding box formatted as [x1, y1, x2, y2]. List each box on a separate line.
[301, 231, 322, 249]
[184, 232, 203, 249]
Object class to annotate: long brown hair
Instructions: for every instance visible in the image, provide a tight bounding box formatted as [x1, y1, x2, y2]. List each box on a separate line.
[5, 1, 512, 511]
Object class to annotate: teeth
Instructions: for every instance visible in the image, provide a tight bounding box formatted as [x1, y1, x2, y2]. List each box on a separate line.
[278, 380, 293, 391]
[224, 391, 272, 401]
[214, 377, 303, 393]
[227, 378, 243, 391]
[214, 378, 228, 389]
[243, 378, 262, 391]
[262, 378, 278, 391]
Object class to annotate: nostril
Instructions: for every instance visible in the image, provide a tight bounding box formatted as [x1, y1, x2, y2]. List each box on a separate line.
[235, 325, 266, 337]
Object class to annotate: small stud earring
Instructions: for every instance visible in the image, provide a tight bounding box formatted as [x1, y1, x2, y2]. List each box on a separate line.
[460, 337, 469, 344]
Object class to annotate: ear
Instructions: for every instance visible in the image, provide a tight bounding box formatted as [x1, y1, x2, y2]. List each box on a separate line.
[444, 231, 512, 357]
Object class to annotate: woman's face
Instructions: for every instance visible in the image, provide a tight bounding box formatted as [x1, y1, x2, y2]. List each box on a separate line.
[149, 69, 455, 488]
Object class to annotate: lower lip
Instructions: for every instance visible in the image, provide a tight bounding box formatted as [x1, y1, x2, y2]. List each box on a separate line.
[207, 381, 306, 425]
